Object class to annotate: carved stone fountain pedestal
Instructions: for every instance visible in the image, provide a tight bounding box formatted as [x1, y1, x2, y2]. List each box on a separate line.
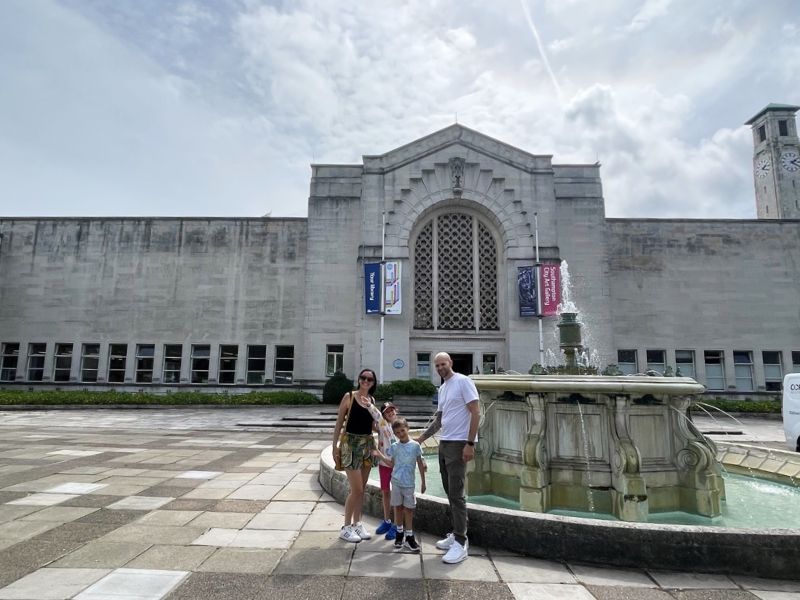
[468, 375, 725, 521]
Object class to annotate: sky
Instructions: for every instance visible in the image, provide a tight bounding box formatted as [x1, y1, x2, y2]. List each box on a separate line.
[1, 0, 798, 219]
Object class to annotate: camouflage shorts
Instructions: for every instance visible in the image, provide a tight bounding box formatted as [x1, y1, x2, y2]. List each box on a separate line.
[339, 433, 376, 470]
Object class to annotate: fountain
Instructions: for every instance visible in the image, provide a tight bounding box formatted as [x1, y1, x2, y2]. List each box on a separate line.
[317, 262, 800, 579]
[469, 310, 725, 522]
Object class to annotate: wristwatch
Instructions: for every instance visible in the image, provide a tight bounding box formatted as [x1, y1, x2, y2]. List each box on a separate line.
[466, 441, 475, 446]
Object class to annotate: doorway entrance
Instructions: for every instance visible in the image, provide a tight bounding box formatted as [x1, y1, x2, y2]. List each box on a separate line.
[450, 353, 473, 377]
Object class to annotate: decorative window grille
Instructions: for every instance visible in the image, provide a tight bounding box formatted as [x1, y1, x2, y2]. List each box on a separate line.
[413, 213, 498, 331]
[478, 222, 498, 330]
[413, 222, 433, 329]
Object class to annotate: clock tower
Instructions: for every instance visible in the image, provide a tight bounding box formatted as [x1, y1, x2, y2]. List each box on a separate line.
[746, 103, 800, 219]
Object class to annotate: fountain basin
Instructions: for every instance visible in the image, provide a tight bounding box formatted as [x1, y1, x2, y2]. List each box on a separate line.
[318, 443, 800, 580]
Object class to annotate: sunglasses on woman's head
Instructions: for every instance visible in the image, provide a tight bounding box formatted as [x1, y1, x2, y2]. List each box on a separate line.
[359, 375, 374, 382]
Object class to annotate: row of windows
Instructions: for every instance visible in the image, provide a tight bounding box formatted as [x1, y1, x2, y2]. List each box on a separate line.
[0, 342, 335, 385]
[757, 119, 791, 142]
[617, 349, 800, 391]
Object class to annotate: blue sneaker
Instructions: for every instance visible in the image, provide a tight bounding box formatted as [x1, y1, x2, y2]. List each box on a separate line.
[375, 520, 392, 535]
[385, 523, 398, 540]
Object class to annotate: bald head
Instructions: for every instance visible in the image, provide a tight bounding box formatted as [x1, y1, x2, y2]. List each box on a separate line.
[434, 352, 453, 379]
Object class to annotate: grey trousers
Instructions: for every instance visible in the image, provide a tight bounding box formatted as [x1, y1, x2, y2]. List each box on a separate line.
[438, 441, 468, 545]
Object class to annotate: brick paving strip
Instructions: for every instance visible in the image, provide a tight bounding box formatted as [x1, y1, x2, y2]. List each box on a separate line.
[0, 409, 798, 599]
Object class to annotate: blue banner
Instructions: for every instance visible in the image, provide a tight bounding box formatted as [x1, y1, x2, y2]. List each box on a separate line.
[364, 263, 382, 314]
[518, 266, 538, 317]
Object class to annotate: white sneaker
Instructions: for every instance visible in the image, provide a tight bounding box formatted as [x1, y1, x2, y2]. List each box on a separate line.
[339, 525, 361, 543]
[435, 532, 455, 550]
[353, 521, 371, 540]
[442, 539, 468, 564]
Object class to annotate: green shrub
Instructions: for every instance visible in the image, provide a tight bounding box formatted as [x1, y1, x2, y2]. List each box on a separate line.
[322, 371, 354, 405]
[374, 379, 437, 403]
[690, 398, 781, 414]
[0, 390, 318, 406]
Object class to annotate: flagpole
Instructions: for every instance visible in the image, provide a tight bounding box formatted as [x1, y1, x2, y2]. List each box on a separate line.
[534, 212, 544, 365]
[379, 211, 386, 384]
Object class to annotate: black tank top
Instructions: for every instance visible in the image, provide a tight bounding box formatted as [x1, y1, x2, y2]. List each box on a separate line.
[346, 394, 374, 435]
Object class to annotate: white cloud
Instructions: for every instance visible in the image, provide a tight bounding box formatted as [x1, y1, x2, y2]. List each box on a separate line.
[626, 0, 674, 33]
[0, 0, 796, 220]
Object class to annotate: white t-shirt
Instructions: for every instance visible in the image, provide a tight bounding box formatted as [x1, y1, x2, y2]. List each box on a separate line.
[437, 372, 479, 441]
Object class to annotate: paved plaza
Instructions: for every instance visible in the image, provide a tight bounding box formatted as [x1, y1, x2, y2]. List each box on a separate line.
[0, 407, 797, 600]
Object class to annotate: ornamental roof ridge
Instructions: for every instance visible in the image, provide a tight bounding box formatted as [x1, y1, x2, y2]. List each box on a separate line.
[362, 123, 553, 174]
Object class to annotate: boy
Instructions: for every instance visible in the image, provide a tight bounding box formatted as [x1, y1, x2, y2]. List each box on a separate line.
[374, 402, 399, 540]
[373, 417, 426, 553]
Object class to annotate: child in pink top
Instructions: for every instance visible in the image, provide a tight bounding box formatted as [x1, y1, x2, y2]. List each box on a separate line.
[374, 402, 398, 539]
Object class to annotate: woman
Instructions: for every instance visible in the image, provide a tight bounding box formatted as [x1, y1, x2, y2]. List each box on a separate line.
[332, 368, 381, 542]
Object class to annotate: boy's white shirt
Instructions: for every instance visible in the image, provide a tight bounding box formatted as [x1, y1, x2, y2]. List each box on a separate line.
[375, 413, 396, 467]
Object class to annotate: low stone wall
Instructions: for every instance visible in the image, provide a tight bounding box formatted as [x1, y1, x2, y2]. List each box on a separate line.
[717, 442, 800, 485]
[318, 444, 800, 580]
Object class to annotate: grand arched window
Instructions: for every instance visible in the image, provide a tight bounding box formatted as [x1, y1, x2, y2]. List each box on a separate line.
[413, 212, 498, 331]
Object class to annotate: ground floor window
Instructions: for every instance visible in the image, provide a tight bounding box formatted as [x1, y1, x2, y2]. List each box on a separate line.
[191, 345, 211, 384]
[27, 343, 47, 381]
[162, 344, 182, 384]
[81, 344, 100, 382]
[1, 343, 19, 382]
[247, 345, 267, 384]
[108, 344, 128, 383]
[275, 345, 294, 384]
[734, 351, 754, 391]
[53, 343, 73, 382]
[704, 350, 725, 390]
[482, 353, 497, 374]
[793, 351, 800, 372]
[675, 350, 695, 378]
[218, 345, 238, 384]
[135, 344, 155, 383]
[416, 353, 431, 379]
[646, 349, 666, 375]
[617, 349, 638, 375]
[325, 344, 344, 377]
[762, 351, 783, 391]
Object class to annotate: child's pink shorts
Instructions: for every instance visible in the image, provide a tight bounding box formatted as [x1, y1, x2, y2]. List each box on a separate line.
[379, 465, 392, 491]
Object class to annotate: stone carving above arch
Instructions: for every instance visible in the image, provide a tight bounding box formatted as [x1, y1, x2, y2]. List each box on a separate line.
[395, 187, 517, 253]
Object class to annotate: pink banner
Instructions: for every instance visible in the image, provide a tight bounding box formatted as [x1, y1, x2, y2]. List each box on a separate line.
[538, 263, 561, 316]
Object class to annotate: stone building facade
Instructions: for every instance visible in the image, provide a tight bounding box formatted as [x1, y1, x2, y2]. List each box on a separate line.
[0, 106, 798, 394]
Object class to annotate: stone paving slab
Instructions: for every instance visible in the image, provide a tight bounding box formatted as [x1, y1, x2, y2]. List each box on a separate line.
[0, 567, 110, 600]
[51, 541, 153, 568]
[0, 411, 797, 600]
[196, 548, 283, 574]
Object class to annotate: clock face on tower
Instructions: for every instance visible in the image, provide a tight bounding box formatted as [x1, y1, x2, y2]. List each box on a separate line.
[755, 157, 771, 178]
[780, 151, 800, 172]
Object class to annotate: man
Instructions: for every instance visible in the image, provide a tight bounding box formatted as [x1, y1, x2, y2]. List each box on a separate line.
[416, 352, 480, 564]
